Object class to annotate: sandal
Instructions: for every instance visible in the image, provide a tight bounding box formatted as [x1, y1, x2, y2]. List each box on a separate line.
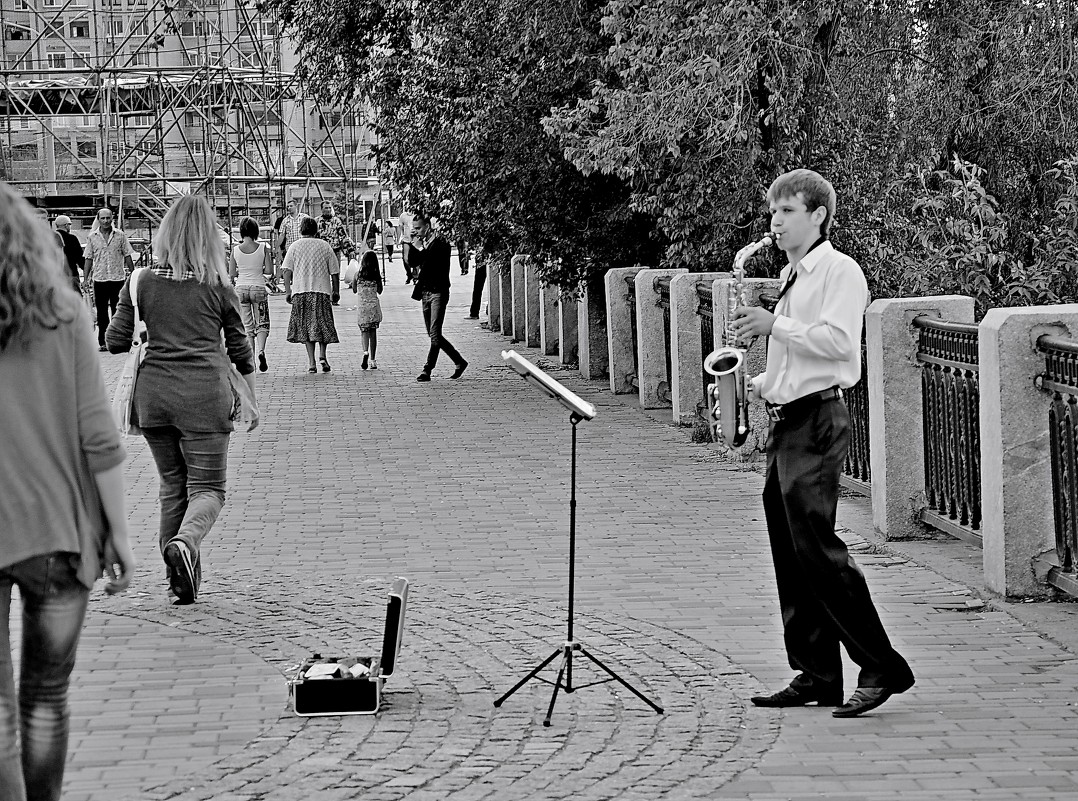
[320, 358, 331, 373]
[307, 365, 317, 374]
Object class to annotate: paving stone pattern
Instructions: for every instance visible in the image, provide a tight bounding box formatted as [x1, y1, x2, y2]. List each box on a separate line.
[30, 259, 1078, 799]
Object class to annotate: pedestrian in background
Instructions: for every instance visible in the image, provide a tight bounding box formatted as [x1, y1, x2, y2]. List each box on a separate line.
[107, 194, 257, 606]
[411, 212, 467, 382]
[0, 183, 135, 801]
[282, 216, 340, 373]
[276, 199, 306, 267]
[351, 250, 383, 370]
[229, 215, 274, 372]
[469, 251, 487, 320]
[84, 207, 134, 351]
[399, 211, 415, 284]
[383, 218, 397, 264]
[53, 214, 84, 293]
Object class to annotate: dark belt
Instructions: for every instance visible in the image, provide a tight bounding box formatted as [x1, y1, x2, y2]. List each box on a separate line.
[765, 386, 842, 422]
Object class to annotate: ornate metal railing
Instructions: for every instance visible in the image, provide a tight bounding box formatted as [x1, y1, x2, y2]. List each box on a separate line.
[1035, 335, 1078, 592]
[656, 275, 673, 403]
[625, 274, 639, 392]
[841, 342, 871, 492]
[914, 316, 981, 542]
[697, 283, 714, 416]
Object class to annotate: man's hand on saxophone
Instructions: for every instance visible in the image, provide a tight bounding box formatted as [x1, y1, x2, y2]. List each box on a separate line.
[732, 304, 776, 339]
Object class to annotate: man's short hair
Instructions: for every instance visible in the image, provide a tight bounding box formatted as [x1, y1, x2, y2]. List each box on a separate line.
[299, 216, 318, 236]
[766, 169, 837, 238]
[54, 215, 72, 227]
[96, 207, 113, 219]
[321, 200, 333, 209]
[413, 211, 430, 225]
[238, 216, 259, 240]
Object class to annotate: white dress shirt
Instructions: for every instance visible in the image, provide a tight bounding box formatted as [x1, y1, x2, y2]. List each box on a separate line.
[752, 240, 868, 405]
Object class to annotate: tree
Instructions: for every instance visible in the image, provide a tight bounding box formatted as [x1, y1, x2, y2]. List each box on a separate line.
[268, 0, 663, 290]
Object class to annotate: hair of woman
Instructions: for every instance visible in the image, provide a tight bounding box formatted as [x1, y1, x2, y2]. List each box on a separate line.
[299, 216, 318, 237]
[0, 182, 76, 352]
[359, 250, 380, 282]
[154, 195, 229, 284]
[239, 216, 259, 240]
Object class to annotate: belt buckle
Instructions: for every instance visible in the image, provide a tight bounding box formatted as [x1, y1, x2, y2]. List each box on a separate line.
[766, 405, 784, 422]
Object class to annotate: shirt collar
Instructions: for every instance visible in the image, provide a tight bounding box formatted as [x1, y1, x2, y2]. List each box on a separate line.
[796, 238, 833, 274]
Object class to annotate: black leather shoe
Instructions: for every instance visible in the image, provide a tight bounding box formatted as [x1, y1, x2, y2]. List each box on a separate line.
[832, 686, 896, 717]
[751, 685, 843, 708]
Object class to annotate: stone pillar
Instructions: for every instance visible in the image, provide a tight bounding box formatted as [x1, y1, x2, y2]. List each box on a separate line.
[867, 296, 975, 540]
[577, 278, 608, 380]
[524, 258, 542, 349]
[511, 254, 527, 343]
[635, 268, 687, 409]
[606, 266, 648, 394]
[980, 306, 1078, 597]
[488, 259, 502, 332]
[670, 272, 728, 423]
[499, 259, 514, 337]
[559, 293, 579, 366]
[539, 285, 560, 356]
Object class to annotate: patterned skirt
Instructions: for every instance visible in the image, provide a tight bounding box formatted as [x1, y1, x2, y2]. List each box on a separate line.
[286, 292, 339, 344]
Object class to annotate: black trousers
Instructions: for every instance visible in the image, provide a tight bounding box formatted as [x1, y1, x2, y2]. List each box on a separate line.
[762, 397, 913, 691]
[469, 260, 487, 317]
[93, 280, 124, 346]
[421, 290, 463, 373]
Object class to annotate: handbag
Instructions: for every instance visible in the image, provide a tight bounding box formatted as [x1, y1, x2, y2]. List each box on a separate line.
[227, 363, 259, 431]
[411, 281, 423, 301]
[111, 267, 149, 435]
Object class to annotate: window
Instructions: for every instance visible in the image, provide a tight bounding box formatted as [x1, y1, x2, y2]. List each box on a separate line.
[46, 52, 66, 68]
[189, 140, 204, 154]
[14, 0, 29, 9]
[12, 143, 37, 161]
[43, 0, 58, 6]
[44, 19, 63, 37]
[131, 51, 150, 66]
[127, 114, 151, 127]
[70, 20, 89, 37]
[134, 20, 149, 35]
[6, 27, 29, 42]
[53, 115, 72, 127]
[77, 140, 97, 158]
[319, 111, 341, 130]
[109, 19, 123, 35]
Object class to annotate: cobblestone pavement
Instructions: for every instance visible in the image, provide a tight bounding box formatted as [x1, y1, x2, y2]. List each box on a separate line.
[34, 257, 1078, 799]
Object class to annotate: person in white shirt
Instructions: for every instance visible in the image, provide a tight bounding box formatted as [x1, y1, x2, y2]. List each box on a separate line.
[732, 169, 913, 719]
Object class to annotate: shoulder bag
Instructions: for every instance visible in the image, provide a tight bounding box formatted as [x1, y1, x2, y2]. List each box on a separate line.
[111, 267, 149, 436]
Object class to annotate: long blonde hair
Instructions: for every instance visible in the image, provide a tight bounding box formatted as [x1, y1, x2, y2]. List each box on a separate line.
[0, 181, 77, 351]
[154, 195, 229, 284]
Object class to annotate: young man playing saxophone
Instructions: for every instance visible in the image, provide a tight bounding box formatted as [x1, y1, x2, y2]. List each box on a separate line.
[731, 169, 914, 718]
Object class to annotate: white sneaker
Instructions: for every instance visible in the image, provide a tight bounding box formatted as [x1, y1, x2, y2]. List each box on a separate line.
[370, 360, 378, 369]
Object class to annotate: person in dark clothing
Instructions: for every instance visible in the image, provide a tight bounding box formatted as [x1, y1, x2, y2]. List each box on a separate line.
[469, 253, 487, 319]
[53, 215, 84, 293]
[411, 213, 467, 382]
[732, 169, 913, 719]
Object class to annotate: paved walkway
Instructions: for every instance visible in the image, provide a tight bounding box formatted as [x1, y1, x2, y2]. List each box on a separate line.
[42, 257, 1078, 799]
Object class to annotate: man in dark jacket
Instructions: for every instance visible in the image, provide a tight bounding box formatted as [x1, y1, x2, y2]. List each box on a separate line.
[411, 212, 467, 382]
[53, 215, 84, 293]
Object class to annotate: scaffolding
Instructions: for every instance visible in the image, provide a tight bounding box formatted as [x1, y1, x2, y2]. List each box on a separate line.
[0, 0, 376, 243]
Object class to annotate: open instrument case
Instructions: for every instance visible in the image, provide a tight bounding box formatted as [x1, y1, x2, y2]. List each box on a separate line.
[288, 577, 408, 716]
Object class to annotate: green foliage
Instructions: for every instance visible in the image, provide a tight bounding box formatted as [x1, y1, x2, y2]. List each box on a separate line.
[266, 0, 663, 291]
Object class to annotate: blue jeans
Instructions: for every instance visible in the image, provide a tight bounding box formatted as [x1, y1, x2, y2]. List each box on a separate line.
[0, 554, 90, 801]
[421, 290, 463, 373]
[142, 426, 229, 561]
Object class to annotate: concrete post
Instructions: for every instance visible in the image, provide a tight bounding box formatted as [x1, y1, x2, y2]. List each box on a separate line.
[559, 292, 579, 366]
[670, 272, 729, 423]
[577, 278, 608, 380]
[488, 259, 502, 332]
[635, 268, 687, 409]
[524, 258, 542, 349]
[606, 266, 648, 394]
[511, 254, 527, 343]
[866, 296, 975, 540]
[539, 285, 560, 356]
[980, 306, 1078, 597]
[499, 258, 514, 337]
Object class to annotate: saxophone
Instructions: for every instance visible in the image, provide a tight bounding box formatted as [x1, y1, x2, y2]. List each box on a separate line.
[703, 235, 773, 446]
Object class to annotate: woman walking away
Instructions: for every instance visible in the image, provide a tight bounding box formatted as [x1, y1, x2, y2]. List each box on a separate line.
[107, 194, 257, 605]
[229, 216, 273, 372]
[282, 215, 340, 373]
[352, 250, 383, 369]
[0, 183, 135, 801]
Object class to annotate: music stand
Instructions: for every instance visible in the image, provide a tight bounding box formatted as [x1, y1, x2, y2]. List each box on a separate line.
[494, 350, 663, 726]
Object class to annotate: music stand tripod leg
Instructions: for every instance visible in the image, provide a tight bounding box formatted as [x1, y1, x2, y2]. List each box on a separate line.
[493, 647, 562, 708]
[579, 646, 664, 714]
[543, 648, 570, 727]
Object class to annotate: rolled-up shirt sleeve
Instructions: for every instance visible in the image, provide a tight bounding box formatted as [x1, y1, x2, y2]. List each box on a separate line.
[75, 304, 127, 473]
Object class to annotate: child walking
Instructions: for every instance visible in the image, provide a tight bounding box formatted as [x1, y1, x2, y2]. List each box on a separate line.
[352, 251, 383, 369]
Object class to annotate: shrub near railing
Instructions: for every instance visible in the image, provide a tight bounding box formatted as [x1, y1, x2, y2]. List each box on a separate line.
[914, 316, 982, 543]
